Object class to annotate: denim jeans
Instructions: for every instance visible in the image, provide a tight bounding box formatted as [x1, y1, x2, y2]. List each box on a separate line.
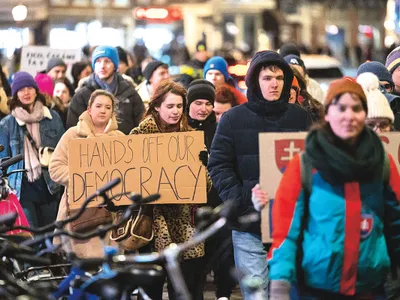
[232, 230, 269, 299]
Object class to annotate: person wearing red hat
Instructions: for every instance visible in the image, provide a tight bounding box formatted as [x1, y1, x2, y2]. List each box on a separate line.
[255, 77, 400, 299]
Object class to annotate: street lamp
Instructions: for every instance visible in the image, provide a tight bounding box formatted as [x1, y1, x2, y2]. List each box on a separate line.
[12, 4, 27, 22]
[12, 4, 27, 49]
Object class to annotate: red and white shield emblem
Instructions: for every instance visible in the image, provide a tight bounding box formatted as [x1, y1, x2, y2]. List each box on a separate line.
[360, 214, 374, 239]
[275, 139, 305, 173]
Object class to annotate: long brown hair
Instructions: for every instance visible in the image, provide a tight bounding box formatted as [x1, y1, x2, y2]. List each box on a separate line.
[145, 79, 188, 129]
[291, 67, 324, 121]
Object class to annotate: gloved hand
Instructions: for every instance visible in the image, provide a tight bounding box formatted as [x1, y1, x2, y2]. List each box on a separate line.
[251, 184, 269, 211]
[199, 150, 209, 167]
[270, 280, 290, 300]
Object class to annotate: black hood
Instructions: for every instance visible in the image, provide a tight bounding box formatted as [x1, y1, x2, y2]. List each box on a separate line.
[245, 50, 293, 103]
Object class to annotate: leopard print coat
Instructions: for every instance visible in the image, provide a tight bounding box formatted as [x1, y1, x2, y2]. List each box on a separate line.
[130, 115, 209, 260]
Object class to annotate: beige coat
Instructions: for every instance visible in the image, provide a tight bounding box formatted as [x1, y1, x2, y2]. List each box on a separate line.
[0, 87, 9, 115]
[49, 111, 123, 258]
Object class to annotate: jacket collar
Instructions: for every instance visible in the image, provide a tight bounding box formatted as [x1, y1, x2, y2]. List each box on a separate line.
[77, 111, 118, 137]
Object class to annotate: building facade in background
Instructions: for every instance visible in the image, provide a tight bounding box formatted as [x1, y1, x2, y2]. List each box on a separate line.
[0, 0, 391, 66]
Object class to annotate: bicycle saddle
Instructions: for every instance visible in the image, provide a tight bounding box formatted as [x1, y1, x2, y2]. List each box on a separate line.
[82, 264, 164, 299]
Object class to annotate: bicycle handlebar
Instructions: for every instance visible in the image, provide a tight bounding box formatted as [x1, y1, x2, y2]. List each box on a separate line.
[0, 178, 123, 235]
[112, 203, 234, 265]
[0, 154, 23, 170]
[21, 193, 160, 247]
[0, 239, 52, 266]
[0, 212, 18, 228]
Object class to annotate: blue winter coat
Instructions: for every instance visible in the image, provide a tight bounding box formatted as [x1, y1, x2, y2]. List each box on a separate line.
[0, 107, 65, 199]
[268, 154, 400, 295]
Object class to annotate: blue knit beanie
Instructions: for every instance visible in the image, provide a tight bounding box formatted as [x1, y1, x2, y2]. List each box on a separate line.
[92, 45, 119, 71]
[357, 61, 393, 85]
[386, 46, 400, 74]
[11, 72, 38, 97]
[203, 56, 230, 82]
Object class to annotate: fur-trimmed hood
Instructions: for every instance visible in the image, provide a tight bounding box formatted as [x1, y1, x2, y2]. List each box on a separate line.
[77, 111, 119, 137]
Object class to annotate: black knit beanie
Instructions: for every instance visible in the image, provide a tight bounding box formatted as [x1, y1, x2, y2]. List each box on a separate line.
[279, 43, 301, 58]
[187, 79, 216, 106]
[143, 60, 168, 81]
[116, 46, 129, 65]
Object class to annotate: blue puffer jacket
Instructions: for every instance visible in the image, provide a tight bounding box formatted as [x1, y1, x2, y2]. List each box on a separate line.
[0, 107, 65, 199]
[208, 51, 312, 233]
[268, 154, 400, 295]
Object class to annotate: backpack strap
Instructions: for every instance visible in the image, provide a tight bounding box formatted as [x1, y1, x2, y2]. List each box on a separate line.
[300, 152, 313, 198]
[382, 152, 398, 279]
[297, 152, 313, 285]
[383, 152, 390, 187]
[20, 124, 39, 152]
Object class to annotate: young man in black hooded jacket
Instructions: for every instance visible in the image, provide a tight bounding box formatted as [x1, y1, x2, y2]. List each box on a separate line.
[208, 50, 311, 298]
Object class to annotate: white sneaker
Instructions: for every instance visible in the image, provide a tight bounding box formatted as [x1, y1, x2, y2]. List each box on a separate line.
[217, 298, 229, 300]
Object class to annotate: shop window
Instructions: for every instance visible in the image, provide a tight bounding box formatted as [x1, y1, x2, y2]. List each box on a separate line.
[72, 0, 89, 6]
[114, 0, 130, 7]
[50, 0, 69, 6]
[0, 28, 29, 58]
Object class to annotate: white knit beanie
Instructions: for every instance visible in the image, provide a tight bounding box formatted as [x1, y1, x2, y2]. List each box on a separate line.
[356, 72, 394, 123]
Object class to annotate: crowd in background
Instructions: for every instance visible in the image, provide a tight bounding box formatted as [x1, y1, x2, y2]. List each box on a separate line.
[1, 40, 400, 299]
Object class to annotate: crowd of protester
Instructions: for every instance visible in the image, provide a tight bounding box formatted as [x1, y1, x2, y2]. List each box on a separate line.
[1, 41, 400, 300]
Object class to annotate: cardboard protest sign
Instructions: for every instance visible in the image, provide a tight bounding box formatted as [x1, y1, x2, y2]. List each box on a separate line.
[68, 131, 207, 209]
[21, 46, 81, 80]
[259, 132, 400, 243]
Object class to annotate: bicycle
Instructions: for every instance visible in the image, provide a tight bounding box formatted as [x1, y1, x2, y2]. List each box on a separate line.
[0, 175, 266, 300]
[22, 200, 265, 300]
[0, 154, 31, 237]
[1, 177, 160, 300]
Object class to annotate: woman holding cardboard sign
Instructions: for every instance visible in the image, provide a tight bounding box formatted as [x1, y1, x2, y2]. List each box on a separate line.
[130, 79, 209, 300]
[0, 71, 64, 229]
[260, 77, 400, 300]
[49, 89, 123, 258]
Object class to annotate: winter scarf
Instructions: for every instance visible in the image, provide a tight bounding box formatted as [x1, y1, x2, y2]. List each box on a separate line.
[12, 101, 44, 182]
[94, 74, 117, 94]
[246, 89, 288, 119]
[305, 126, 385, 185]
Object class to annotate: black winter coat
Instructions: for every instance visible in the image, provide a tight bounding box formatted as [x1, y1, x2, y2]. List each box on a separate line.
[188, 113, 221, 208]
[187, 113, 217, 151]
[208, 50, 312, 233]
[66, 73, 145, 134]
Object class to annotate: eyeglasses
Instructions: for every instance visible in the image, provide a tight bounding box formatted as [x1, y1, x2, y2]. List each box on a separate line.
[291, 86, 299, 93]
[366, 121, 391, 131]
[382, 83, 394, 93]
